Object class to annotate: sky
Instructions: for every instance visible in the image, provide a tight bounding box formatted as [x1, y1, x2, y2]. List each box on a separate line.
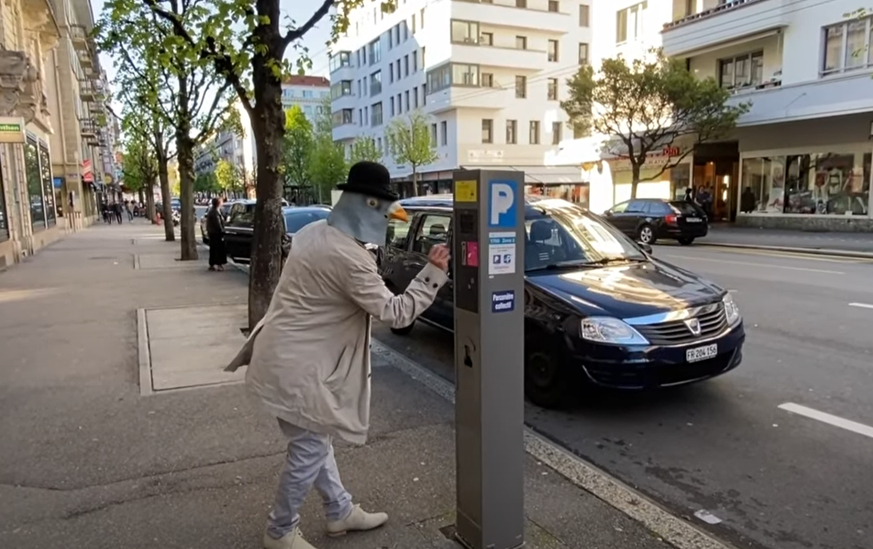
[91, 0, 332, 115]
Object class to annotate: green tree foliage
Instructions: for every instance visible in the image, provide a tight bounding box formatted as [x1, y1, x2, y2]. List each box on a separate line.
[214, 158, 241, 196]
[386, 110, 438, 196]
[99, 0, 238, 261]
[349, 136, 382, 164]
[562, 48, 749, 198]
[138, 0, 395, 327]
[308, 97, 347, 203]
[283, 105, 314, 190]
[120, 128, 158, 221]
[194, 172, 220, 194]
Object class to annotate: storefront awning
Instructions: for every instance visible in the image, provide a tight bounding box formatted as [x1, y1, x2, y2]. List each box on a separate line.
[735, 73, 873, 126]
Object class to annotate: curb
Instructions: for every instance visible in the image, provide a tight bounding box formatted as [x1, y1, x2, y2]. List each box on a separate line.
[370, 339, 738, 549]
[697, 241, 873, 259]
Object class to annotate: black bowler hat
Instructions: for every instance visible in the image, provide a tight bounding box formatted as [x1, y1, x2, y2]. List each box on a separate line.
[338, 161, 399, 201]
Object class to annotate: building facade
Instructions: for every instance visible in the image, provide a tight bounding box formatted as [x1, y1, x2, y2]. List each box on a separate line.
[192, 101, 256, 198]
[0, 0, 116, 269]
[329, 0, 593, 199]
[282, 75, 330, 123]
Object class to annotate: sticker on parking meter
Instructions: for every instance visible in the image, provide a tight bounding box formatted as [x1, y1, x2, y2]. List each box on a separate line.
[491, 290, 515, 313]
[455, 180, 477, 202]
[464, 241, 479, 267]
[488, 232, 516, 275]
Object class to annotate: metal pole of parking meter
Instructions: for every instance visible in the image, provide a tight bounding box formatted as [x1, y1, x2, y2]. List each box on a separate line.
[452, 170, 526, 549]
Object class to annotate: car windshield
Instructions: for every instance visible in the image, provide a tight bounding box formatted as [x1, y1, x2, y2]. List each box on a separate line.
[284, 210, 329, 233]
[669, 201, 704, 215]
[525, 202, 648, 271]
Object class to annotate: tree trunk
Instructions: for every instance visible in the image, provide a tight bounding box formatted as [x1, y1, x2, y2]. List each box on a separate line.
[138, 188, 145, 206]
[247, 20, 286, 329]
[157, 156, 175, 240]
[176, 137, 198, 260]
[630, 163, 641, 199]
[146, 181, 156, 222]
[411, 166, 419, 197]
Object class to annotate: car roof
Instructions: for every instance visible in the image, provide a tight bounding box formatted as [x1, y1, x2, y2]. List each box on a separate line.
[398, 193, 586, 214]
[282, 206, 331, 213]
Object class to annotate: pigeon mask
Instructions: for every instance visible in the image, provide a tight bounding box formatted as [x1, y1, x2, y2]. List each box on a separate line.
[327, 161, 409, 247]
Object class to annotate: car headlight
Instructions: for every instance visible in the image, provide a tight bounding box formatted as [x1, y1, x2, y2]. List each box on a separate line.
[723, 293, 741, 326]
[580, 317, 649, 345]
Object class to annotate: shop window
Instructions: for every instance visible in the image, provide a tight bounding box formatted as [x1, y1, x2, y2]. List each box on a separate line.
[39, 144, 56, 226]
[741, 151, 871, 216]
[0, 166, 8, 241]
[24, 139, 45, 230]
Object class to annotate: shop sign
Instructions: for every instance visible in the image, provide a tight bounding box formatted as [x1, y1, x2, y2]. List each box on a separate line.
[0, 117, 26, 143]
[609, 146, 686, 173]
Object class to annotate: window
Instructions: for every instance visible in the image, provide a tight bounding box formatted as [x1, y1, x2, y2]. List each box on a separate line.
[329, 51, 352, 72]
[506, 120, 517, 144]
[422, 83, 427, 103]
[516, 36, 527, 50]
[330, 80, 353, 99]
[404, 55, 409, 77]
[516, 0, 526, 7]
[229, 204, 256, 227]
[480, 32, 493, 46]
[24, 139, 45, 230]
[741, 151, 870, 215]
[413, 86, 419, 108]
[610, 201, 628, 214]
[579, 43, 589, 64]
[551, 121, 562, 144]
[284, 210, 330, 234]
[440, 121, 447, 145]
[389, 29, 393, 49]
[515, 75, 526, 98]
[302, 90, 312, 99]
[369, 70, 382, 96]
[412, 13, 417, 33]
[368, 39, 381, 64]
[529, 121, 540, 145]
[430, 123, 437, 143]
[420, 7, 426, 28]
[413, 51, 418, 72]
[547, 78, 558, 100]
[364, 106, 369, 125]
[397, 93, 403, 113]
[482, 119, 493, 143]
[413, 215, 451, 255]
[451, 20, 479, 44]
[371, 102, 383, 126]
[404, 91, 410, 110]
[390, 96, 395, 116]
[389, 64, 394, 83]
[453, 63, 479, 86]
[396, 60, 402, 79]
[718, 51, 763, 89]
[548, 40, 559, 62]
[822, 17, 873, 73]
[482, 73, 494, 87]
[38, 143, 55, 227]
[386, 218, 411, 249]
[616, 1, 646, 44]
[421, 46, 426, 68]
[332, 109, 354, 127]
[548, 0, 559, 12]
[579, 4, 589, 26]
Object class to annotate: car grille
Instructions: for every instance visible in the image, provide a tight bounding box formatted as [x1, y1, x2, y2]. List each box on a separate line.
[634, 303, 727, 345]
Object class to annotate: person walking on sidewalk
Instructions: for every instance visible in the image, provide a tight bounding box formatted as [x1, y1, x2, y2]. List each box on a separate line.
[226, 161, 450, 549]
[205, 197, 227, 271]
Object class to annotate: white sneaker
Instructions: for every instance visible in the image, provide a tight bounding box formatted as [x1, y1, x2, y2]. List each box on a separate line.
[263, 527, 317, 549]
[326, 504, 389, 537]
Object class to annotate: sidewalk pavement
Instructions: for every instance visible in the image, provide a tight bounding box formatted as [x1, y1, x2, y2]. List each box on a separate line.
[696, 225, 873, 257]
[0, 221, 730, 549]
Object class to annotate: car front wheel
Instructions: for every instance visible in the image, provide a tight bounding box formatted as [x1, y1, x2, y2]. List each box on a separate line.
[524, 335, 568, 409]
[637, 224, 655, 245]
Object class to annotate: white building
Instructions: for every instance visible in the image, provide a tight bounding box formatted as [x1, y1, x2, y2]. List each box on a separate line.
[193, 101, 257, 196]
[329, 0, 594, 200]
[551, 0, 873, 231]
[282, 75, 330, 123]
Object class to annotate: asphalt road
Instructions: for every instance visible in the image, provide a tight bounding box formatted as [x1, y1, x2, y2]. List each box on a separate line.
[372, 244, 873, 549]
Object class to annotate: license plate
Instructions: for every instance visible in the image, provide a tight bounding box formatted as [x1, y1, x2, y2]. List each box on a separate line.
[686, 343, 717, 363]
[685, 217, 703, 223]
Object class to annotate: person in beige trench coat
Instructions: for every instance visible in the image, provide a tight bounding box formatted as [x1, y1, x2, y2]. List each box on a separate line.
[226, 161, 450, 549]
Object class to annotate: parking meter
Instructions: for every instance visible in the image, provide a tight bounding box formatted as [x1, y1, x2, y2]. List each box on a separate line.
[452, 170, 526, 549]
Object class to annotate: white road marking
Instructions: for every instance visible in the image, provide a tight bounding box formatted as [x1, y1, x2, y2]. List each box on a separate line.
[849, 302, 873, 310]
[664, 255, 845, 275]
[778, 403, 873, 440]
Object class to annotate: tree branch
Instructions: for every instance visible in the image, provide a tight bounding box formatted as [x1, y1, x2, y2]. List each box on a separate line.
[283, 0, 333, 48]
[193, 83, 234, 144]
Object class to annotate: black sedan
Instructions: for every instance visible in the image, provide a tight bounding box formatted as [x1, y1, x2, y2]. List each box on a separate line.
[224, 203, 331, 263]
[603, 198, 708, 245]
[377, 195, 744, 408]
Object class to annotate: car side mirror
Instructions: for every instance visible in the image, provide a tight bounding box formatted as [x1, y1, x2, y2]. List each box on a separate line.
[604, 210, 612, 216]
[638, 242, 653, 254]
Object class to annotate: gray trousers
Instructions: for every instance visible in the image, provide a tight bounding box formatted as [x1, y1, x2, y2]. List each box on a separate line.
[266, 419, 354, 539]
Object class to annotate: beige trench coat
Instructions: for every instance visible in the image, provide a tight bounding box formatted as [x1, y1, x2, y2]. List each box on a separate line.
[226, 220, 447, 445]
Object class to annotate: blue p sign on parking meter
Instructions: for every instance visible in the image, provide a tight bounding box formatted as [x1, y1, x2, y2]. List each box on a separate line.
[452, 170, 525, 549]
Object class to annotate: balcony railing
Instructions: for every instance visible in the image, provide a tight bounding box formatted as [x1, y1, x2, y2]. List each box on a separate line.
[80, 118, 98, 137]
[77, 49, 94, 68]
[79, 79, 95, 100]
[663, 0, 767, 30]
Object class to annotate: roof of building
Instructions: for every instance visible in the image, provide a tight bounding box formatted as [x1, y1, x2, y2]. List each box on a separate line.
[284, 75, 330, 88]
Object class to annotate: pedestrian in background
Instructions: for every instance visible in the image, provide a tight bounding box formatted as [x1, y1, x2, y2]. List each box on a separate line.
[226, 161, 450, 549]
[205, 197, 227, 271]
[125, 200, 134, 222]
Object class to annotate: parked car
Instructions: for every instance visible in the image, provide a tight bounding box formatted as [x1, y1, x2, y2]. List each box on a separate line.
[603, 198, 708, 245]
[223, 201, 330, 263]
[201, 200, 237, 244]
[378, 195, 744, 408]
